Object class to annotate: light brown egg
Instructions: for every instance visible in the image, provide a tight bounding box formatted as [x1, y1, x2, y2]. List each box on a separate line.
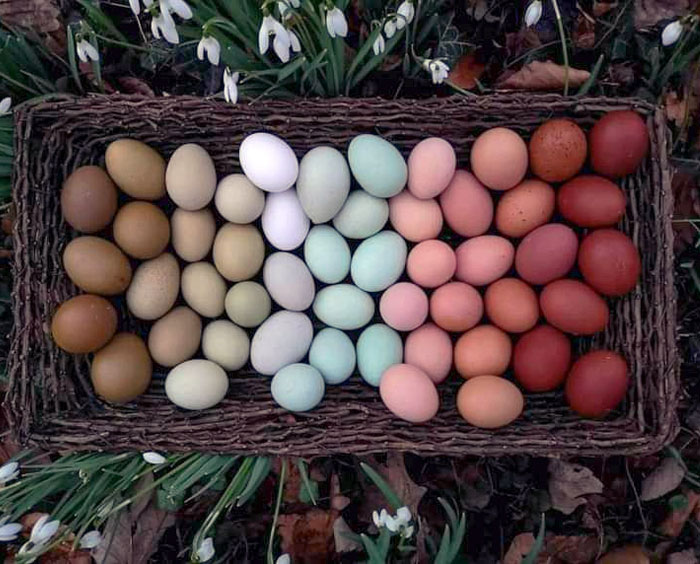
[484, 278, 539, 333]
[213, 223, 265, 282]
[51, 294, 118, 353]
[91, 333, 152, 404]
[113, 201, 170, 259]
[406, 240, 456, 289]
[529, 119, 587, 182]
[147, 306, 202, 367]
[105, 139, 166, 200]
[429, 282, 483, 332]
[457, 375, 524, 428]
[63, 236, 132, 295]
[61, 166, 118, 233]
[171, 208, 216, 262]
[126, 253, 180, 320]
[495, 179, 555, 238]
[454, 325, 512, 379]
[389, 191, 443, 242]
[470, 128, 528, 191]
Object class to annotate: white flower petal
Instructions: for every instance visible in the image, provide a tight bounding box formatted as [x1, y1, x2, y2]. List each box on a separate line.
[129, 0, 141, 15]
[79, 530, 102, 549]
[259, 15, 275, 54]
[274, 32, 291, 62]
[288, 30, 301, 52]
[76, 40, 88, 63]
[167, 0, 192, 19]
[384, 18, 396, 38]
[326, 10, 336, 38]
[524, 0, 543, 27]
[196, 537, 215, 562]
[0, 462, 18, 483]
[403, 525, 414, 538]
[0, 97, 11, 115]
[142, 452, 166, 465]
[396, 506, 411, 524]
[84, 41, 99, 62]
[329, 7, 347, 38]
[208, 37, 221, 65]
[397, 1, 415, 26]
[276, 555, 291, 564]
[30, 515, 59, 545]
[151, 15, 161, 39]
[159, 5, 180, 44]
[372, 510, 382, 528]
[223, 68, 239, 104]
[196, 38, 205, 61]
[384, 515, 398, 532]
[662, 20, 684, 46]
[290, 0, 300, 7]
[372, 33, 385, 55]
[143, 0, 153, 6]
[0, 523, 22, 542]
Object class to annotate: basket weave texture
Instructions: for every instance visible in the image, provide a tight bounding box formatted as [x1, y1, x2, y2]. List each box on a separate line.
[6, 93, 678, 456]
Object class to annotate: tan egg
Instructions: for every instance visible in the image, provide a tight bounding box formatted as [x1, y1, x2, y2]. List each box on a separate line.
[484, 278, 539, 334]
[166, 144, 217, 210]
[61, 166, 118, 233]
[105, 139, 166, 200]
[470, 128, 528, 191]
[51, 294, 118, 353]
[202, 320, 250, 371]
[457, 375, 524, 428]
[147, 306, 202, 367]
[91, 333, 152, 404]
[213, 223, 265, 282]
[215, 174, 265, 224]
[181, 262, 227, 318]
[171, 208, 216, 262]
[126, 253, 180, 320]
[495, 179, 555, 238]
[63, 236, 132, 295]
[113, 201, 170, 259]
[225, 281, 271, 328]
[454, 325, 512, 379]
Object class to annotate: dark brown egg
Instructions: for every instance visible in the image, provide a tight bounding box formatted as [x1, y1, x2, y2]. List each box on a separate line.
[513, 324, 571, 392]
[589, 111, 649, 177]
[51, 294, 118, 353]
[63, 236, 132, 295]
[61, 166, 118, 233]
[557, 175, 626, 228]
[91, 333, 152, 404]
[540, 279, 609, 335]
[565, 349, 628, 418]
[529, 119, 587, 182]
[113, 201, 170, 259]
[514, 224, 578, 285]
[578, 229, 641, 296]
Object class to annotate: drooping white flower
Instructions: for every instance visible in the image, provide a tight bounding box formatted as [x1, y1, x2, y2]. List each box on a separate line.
[396, 0, 415, 29]
[76, 39, 99, 63]
[384, 513, 398, 532]
[129, 0, 141, 15]
[29, 514, 60, 546]
[165, 0, 192, 19]
[325, 6, 348, 38]
[223, 68, 239, 104]
[403, 525, 414, 539]
[273, 31, 292, 62]
[524, 0, 543, 27]
[384, 18, 396, 38]
[151, 4, 179, 44]
[288, 30, 301, 53]
[79, 530, 102, 549]
[196, 537, 215, 562]
[197, 35, 221, 65]
[142, 451, 166, 465]
[395, 506, 411, 525]
[0, 462, 19, 484]
[372, 32, 385, 55]
[0, 522, 22, 542]
[0, 97, 10, 116]
[276, 554, 291, 564]
[662, 19, 684, 46]
[422, 58, 450, 84]
[372, 508, 390, 528]
[259, 14, 292, 61]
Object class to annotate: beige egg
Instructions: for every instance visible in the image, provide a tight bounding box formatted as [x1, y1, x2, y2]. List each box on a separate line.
[147, 306, 202, 367]
[126, 253, 180, 320]
[225, 281, 271, 328]
[181, 262, 227, 318]
[166, 144, 217, 210]
[202, 320, 250, 371]
[215, 174, 265, 224]
[105, 139, 166, 200]
[165, 359, 229, 410]
[213, 223, 265, 282]
[171, 208, 216, 262]
[113, 201, 170, 259]
[63, 236, 132, 295]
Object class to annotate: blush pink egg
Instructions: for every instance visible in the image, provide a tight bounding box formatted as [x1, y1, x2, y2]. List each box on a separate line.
[430, 281, 483, 332]
[380, 363, 440, 422]
[405, 323, 453, 383]
[389, 191, 443, 242]
[471, 128, 528, 191]
[439, 170, 493, 237]
[407, 138, 457, 199]
[380, 282, 429, 331]
[455, 235, 515, 286]
[406, 240, 456, 288]
[515, 223, 579, 285]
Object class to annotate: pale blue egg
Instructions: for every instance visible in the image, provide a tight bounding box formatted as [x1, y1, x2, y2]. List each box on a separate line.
[356, 324, 403, 387]
[333, 191, 389, 240]
[271, 363, 325, 412]
[312, 284, 375, 330]
[304, 225, 351, 284]
[309, 328, 356, 385]
[351, 231, 407, 292]
[348, 134, 407, 198]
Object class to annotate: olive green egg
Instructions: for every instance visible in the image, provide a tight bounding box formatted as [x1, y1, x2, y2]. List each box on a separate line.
[347, 134, 407, 198]
[356, 324, 403, 387]
[350, 231, 407, 292]
[308, 328, 356, 385]
[304, 226, 351, 284]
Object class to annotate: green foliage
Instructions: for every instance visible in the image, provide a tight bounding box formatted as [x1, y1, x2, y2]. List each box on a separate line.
[433, 498, 466, 564]
[522, 514, 546, 564]
[360, 461, 402, 511]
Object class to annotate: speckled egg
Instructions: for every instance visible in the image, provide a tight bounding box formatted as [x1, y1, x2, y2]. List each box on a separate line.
[495, 179, 555, 238]
[529, 119, 587, 182]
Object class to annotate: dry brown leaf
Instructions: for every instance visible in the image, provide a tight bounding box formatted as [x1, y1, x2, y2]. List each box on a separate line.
[372, 453, 427, 518]
[547, 536, 600, 564]
[505, 28, 542, 59]
[0, 0, 65, 53]
[497, 61, 591, 92]
[277, 509, 338, 564]
[658, 490, 700, 537]
[549, 460, 603, 515]
[597, 545, 650, 564]
[117, 77, 156, 97]
[668, 549, 699, 564]
[672, 172, 700, 251]
[593, 1, 619, 17]
[635, 0, 689, 28]
[640, 457, 685, 501]
[448, 53, 486, 90]
[132, 505, 176, 564]
[573, 15, 596, 49]
[504, 533, 535, 564]
[333, 516, 361, 554]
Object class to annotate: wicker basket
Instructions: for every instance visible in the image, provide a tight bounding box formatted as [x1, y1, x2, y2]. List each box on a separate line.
[6, 93, 678, 456]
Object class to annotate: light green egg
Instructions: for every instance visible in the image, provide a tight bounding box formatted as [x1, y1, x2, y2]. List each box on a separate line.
[297, 147, 351, 224]
[351, 231, 407, 292]
[309, 328, 356, 385]
[304, 225, 351, 284]
[332, 191, 389, 240]
[313, 284, 375, 330]
[348, 134, 407, 198]
[356, 324, 403, 387]
[271, 363, 325, 412]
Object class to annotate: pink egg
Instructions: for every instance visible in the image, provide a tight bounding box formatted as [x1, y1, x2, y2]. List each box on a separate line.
[515, 223, 579, 285]
[389, 191, 443, 242]
[430, 281, 483, 332]
[405, 323, 453, 383]
[439, 170, 493, 237]
[471, 128, 528, 191]
[380, 282, 429, 331]
[455, 235, 515, 286]
[380, 363, 440, 422]
[406, 240, 456, 288]
[407, 138, 456, 199]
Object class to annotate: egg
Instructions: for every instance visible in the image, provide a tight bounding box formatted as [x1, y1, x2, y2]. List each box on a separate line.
[430, 282, 483, 332]
[126, 253, 180, 320]
[303, 225, 351, 284]
[181, 262, 227, 318]
[212, 223, 265, 282]
[113, 201, 170, 259]
[296, 146, 351, 223]
[309, 328, 356, 385]
[171, 208, 216, 262]
[105, 139, 166, 200]
[261, 188, 310, 251]
[332, 191, 389, 239]
[578, 229, 641, 296]
[313, 284, 374, 330]
[351, 231, 407, 292]
[470, 128, 528, 191]
[147, 306, 202, 367]
[589, 111, 649, 177]
[271, 364, 325, 412]
[63, 236, 132, 295]
[454, 325, 512, 379]
[388, 191, 443, 242]
[456, 376, 523, 428]
[51, 294, 118, 353]
[455, 235, 515, 286]
[514, 224, 578, 285]
[225, 282, 271, 328]
[495, 179, 555, 238]
[202, 320, 250, 371]
[250, 311, 313, 375]
[61, 166, 118, 233]
[380, 364, 439, 423]
[540, 279, 609, 335]
[565, 349, 629, 417]
[380, 283, 429, 332]
[513, 325, 571, 392]
[165, 359, 229, 410]
[356, 324, 403, 386]
[484, 278, 539, 333]
[166, 143, 217, 210]
[557, 175, 626, 228]
[263, 252, 315, 311]
[407, 137, 456, 199]
[439, 170, 493, 237]
[348, 134, 407, 198]
[404, 323, 452, 383]
[529, 119, 587, 182]
[214, 174, 265, 224]
[406, 240, 456, 289]
[239, 132, 298, 193]
[91, 333, 152, 403]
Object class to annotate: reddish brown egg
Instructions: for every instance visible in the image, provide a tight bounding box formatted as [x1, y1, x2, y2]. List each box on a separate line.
[557, 175, 626, 228]
[515, 224, 578, 285]
[495, 179, 555, 238]
[51, 294, 118, 353]
[565, 349, 629, 417]
[540, 279, 609, 335]
[578, 229, 641, 297]
[484, 278, 539, 333]
[589, 111, 649, 177]
[61, 166, 118, 233]
[529, 119, 587, 182]
[513, 325, 571, 392]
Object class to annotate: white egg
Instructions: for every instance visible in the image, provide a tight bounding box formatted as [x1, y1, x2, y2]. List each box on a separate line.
[202, 320, 250, 371]
[250, 311, 313, 376]
[263, 252, 315, 311]
[239, 132, 298, 193]
[165, 359, 229, 410]
[261, 188, 310, 250]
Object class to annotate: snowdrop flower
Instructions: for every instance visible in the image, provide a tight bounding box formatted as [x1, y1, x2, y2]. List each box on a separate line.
[259, 14, 293, 61]
[0, 461, 19, 484]
[524, 0, 543, 27]
[79, 530, 102, 549]
[422, 58, 450, 84]
[396, 0, 415, 29]
[76, 38, 99, 63]
[403, 525, 414, 539]
[151, 4, 179, 44]
[396, 506, 411, 524]
[276, 554, 291, 564]
[384, 18, 397, 38]
[129, 0, 141, 15]
[166, 0, 192, 19]
[0, 97, 11, 116]
[195, 537, 215, 562]
[662, 19, 684, 46]
[325, 5, 348, 38]
[288, 30, 301, 53]
[223, 68, 239, 104]
[142, 451, 166, 465]
[278, 0, 300, 19]
[0, 520, 22, 542]
[372, 508, 389, 528]
[372, 32, 385, 55]
[197, 35, 221, 65]
[29, 514, 60, 546]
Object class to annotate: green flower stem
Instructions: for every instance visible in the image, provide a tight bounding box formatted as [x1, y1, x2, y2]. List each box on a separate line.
[266, 459, 287, 564]
[550, 0, 569, 95]
[94, 34, 167, 53]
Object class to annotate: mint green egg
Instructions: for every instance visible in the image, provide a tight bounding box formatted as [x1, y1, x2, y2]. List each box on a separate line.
[348, 134, 407, 198]
[351, 231, 407, 292]
[271, 363, 325, 412]
[356, 324, 403, 387]
[313, 284, 375, 330]
[304, 226, 351, 284]
[309, 328, 356, 385]
[332, 191, 389, 240]
[297, 146, 351, 224]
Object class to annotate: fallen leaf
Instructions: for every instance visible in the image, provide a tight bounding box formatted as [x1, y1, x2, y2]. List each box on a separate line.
[607, 63, 637, 87]
[333, 516, 361, 554]
[371, 453, 427, 518]
[573, 15, 596, 49]
[658, 490, 700, 537]
[640, 457, 685, 501]
[117, 77, 155, 97]
[497, 61, 591, 91]
[547, 536, 599, 564]
[504, 533, 535, 564]
[593, 1, 619, 17]
[448, 53, 486, 90]
[505, 28, 542, 59]
[549, 460, 603, 515]
[598, 545, 650, 564]
[466, 0, 500, 22]
[282, 459, 303, 503]
[93, 509, 132, 564]
[0, 0, 65, 53]
[462, 483, 490, 510]
[277, 509, 338, 564]
[37, 550, 93, 563]
[132, 504, 176, 564]
[668, 550, 699, 564]
[671, 172, 700, 251]
[635, 0, 689, 29]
